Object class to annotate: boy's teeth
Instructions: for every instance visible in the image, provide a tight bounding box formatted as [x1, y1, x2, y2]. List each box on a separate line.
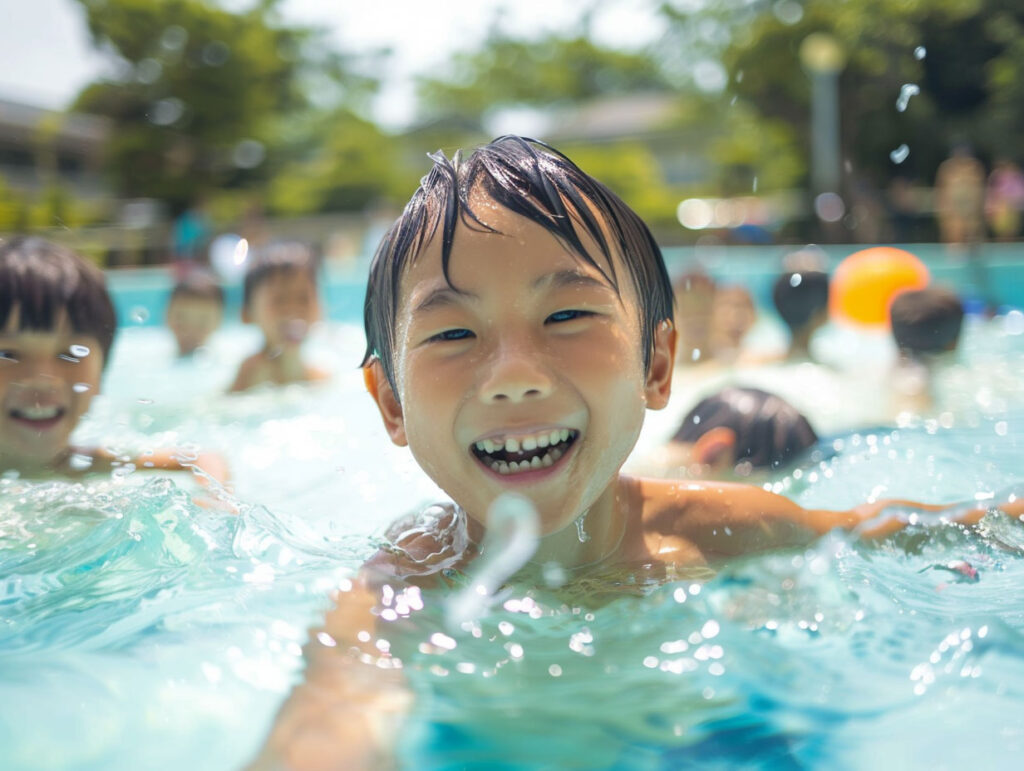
[537, 434, 550, 448]
[522, 436, 537, 451]
[505, 437, 520, 453]
[16, 405, 60, 420]
[550, 430, 561, 446]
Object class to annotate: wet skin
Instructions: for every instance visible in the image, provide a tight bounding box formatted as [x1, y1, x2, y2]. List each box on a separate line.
[366, 192, 676, 569]
[0, 307, 103, 473]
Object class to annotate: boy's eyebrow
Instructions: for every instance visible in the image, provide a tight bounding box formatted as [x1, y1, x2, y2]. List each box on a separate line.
[411, 269, 614, 317]
[410, 284, 478, 316]
[534, 269, 614, 293]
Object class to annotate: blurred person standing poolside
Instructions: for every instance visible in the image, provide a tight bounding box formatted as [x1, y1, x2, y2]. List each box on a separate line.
[985, 159, 1024, 241]
[935, 145, 986, 247]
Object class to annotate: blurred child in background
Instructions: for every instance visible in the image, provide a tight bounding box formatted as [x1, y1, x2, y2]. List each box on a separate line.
[672, 270, 716, 366]
[166, 270, 224, 357]
[648, 386, 818, 479]
[889, 286, 964, 416]
[230, 241, 328, 392]
[771, 269, 830, 362]
[708, 285, 756, 364]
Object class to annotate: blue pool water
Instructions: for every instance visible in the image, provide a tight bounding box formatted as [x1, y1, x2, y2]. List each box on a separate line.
[2, 250, 1024, 769]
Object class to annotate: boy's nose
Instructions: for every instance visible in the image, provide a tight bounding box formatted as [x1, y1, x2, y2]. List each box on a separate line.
[479, 341, 553, 404]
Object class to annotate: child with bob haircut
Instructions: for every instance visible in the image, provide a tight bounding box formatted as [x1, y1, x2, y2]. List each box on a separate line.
[166, 270, 224, 357]
[230, 241, 328, 392]
[252, 137, 1022, 769]
[0, 236, 227, 482]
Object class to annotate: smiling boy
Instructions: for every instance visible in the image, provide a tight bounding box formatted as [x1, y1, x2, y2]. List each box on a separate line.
[253, 137, 1020, 769]
[0, 237, 228, 483]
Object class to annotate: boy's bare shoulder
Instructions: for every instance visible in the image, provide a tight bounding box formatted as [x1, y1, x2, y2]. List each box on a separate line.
[363, 503, 476, 585]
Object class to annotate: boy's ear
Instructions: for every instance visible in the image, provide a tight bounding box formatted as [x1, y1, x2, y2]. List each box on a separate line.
[363, 360, 407, 447]
[691, 426, 736, 468]
[644, 320, 676, 410]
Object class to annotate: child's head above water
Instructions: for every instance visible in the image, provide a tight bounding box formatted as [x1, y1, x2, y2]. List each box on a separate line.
[671, 386, 818, 472]
[242, 241, 321, 348]
[0, 237, 116, 470]
[363, 135, 675, 392]
[361, 135, 677, 538]
[167, 270, 224, 356]
[889, 286, 964, 358]
[772, 269, 830, 339]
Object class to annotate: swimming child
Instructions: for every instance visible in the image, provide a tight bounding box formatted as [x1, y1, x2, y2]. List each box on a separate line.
[672, 270, 716, 366]
[0, 236, 228, 483]
[889, 285, 964, 416]
[771, 269, 830, 362]
[166, 270, 224, 357]
[649, 386, 819, 479]
[251, 137, 1022, 768]
[229, 241, 328, 392]
[708, 285, 756, 364]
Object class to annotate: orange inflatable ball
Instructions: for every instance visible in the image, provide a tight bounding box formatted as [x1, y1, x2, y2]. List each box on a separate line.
[830, 247, 930, 326]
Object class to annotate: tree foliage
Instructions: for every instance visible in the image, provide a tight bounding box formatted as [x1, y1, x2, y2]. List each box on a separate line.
[719, 0, 1024, 185]
[71, 0, 381, 211]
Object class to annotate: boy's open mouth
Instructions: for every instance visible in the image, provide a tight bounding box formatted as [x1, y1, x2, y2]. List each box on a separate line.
[471, 428, 579, 475]
[8, 405, 66, 428]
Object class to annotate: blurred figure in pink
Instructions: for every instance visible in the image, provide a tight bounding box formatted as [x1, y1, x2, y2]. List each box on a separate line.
[985, 158, 1024, 241]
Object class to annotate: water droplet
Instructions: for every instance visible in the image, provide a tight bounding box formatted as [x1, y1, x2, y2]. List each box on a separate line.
[130, 306, 150, 323]
[69, 344, 91, 358]
[896, 83, 920, 112]
[914, 46, 926, 60]
[890, 144, 910, 164]
[548, 664, 562, 677]
[72, 382, 91, 394]
[789, 273, 802, 287]
[574, 511, 591, 543]
[149, 97, 185, 126]
[814, 192, 845, 222]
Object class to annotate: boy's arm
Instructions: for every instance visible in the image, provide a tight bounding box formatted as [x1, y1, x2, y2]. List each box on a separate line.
[247, 571, 413, 771]
[645, 479, 1022, 558]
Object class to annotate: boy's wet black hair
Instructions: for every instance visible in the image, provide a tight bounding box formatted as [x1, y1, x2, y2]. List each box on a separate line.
[170, 270, 225, 306]
[242, 241, 319, 309]
[673, 386, 818, 469]
[361, 135, 675, 392]
[889, 287, 964, 356]
[0, 236, 116, 367]
[772, 270, 830, 334]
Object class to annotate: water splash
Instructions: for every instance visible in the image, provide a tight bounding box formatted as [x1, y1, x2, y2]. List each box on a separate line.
[890, 144, 910, 164]
[446, 494, 538, 628]
[896, 83, 920, 112]
[575, 510, 591, 543]
[914, 45, 927, 60]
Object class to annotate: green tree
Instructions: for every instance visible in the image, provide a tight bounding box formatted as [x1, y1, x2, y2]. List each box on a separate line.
[717, 0, 1024, 185]
[71, 0, 381, 212]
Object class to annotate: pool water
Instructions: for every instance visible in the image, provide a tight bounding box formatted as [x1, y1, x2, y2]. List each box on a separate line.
[2, 303, 1024, 768]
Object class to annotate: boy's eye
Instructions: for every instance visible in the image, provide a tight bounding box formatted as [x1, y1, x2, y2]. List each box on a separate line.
[546, 309, 593, 324]
[428, 328, 474, 343]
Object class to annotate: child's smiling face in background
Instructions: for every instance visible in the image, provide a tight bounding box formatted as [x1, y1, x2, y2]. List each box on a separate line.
[0, 307, 103, 471]
[370, 191, 674, 537]
[245, 269, 320, 349]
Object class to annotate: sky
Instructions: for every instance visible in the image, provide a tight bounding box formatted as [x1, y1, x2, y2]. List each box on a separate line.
[0, 0, 665, 128]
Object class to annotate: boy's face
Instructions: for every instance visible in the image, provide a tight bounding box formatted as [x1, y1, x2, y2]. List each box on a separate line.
[167, 296, 222, 355]
[368, 194, 674, 537]
[245, 269, 320, 348]
[0, 306, 104, 470]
